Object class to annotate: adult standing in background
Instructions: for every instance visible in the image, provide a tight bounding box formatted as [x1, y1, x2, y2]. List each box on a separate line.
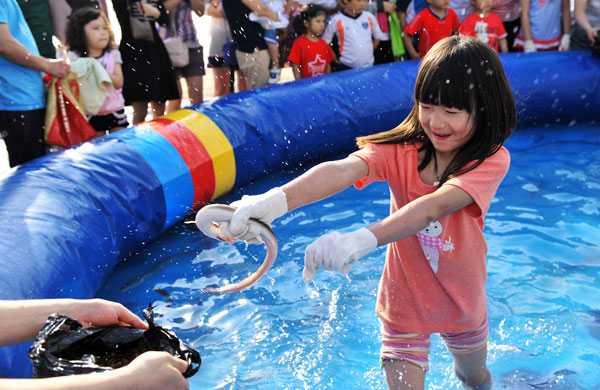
[491, 0, 520, 50]
[571, 0, 600, 49]
[16, 0, 56, 58]
[159, 0, 206, 113]
[222, 0, 279, 89]
[206, 0, 247, 96]
[112, 0, 179, 124]
[49, 0, 108, 44]
[0, 0, 69, 167]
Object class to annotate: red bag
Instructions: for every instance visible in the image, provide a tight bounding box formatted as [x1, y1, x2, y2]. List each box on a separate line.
[44, 73, 97, 148]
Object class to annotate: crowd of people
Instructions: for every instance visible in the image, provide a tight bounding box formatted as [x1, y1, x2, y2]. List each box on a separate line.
[0, 0, 598, 168]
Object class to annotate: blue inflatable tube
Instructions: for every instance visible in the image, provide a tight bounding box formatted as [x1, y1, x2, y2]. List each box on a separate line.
[0, 51, 598, 377]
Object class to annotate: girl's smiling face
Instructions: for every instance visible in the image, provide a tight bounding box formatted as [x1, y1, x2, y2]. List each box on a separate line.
[84, 16, 109, 56]
[418, 103, 475, 157]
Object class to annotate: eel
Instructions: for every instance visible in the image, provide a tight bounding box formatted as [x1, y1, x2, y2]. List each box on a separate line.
[194, 204, 278, 294]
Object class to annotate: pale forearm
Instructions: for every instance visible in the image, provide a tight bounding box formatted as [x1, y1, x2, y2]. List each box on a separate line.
[369, 186, 473, 246]
[281, 157, 368, 211]
[0, 299, 79, 346]
[0, 370, 125, 390]
[575, 1, 593, 32]
[242, 0, 278, 19]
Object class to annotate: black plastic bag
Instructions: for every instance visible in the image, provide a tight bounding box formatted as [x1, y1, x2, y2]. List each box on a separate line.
[29, 303, 200, 378]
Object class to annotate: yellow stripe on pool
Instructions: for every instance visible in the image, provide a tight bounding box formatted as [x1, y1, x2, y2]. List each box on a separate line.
[164, 109, 236, 200]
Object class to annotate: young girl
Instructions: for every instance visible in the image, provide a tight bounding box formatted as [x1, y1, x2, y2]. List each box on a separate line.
[288, 4, 336, 79]
[214, 36, 516, 389]
[66, 8, 129, 135]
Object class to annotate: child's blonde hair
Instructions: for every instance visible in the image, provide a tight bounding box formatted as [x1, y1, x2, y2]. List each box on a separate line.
[357, 35, 516, 185]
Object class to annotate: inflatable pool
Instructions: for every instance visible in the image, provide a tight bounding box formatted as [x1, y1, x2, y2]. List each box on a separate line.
[0, 51, 598, 378]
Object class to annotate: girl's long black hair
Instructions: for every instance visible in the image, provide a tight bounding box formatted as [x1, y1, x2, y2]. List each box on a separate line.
[293, 4, 327, 35]
[357, 35, 516, 186]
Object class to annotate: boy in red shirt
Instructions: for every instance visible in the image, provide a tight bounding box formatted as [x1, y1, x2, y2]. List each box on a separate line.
[403, 0, 460, 58]
[460, 0, 508, 52]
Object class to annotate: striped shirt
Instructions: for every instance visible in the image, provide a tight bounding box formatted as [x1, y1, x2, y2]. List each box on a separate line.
[156, 0, 200, 47]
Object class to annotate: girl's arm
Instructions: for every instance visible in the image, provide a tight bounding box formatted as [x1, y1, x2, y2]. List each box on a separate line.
[369, 184, 474, 246]
[241, 0, 279, 20]
[109, 62, 124, 89]
[291, 62, 301, 79]
[325, 63, 332, 74]
[561, 0, 570, 35]
[206, 0, 223, 17]
[163, 0, 183, 11]
[281, 156, 369, 211]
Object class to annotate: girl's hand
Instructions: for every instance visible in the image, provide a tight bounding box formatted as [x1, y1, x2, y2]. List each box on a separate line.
[217, 188, 288, 242]
[303, 227, 378, 282]
[139, 2, 161, 19]
[113, 351, 189, 390]
[67, 299, 148, 329]
[587, 28, 598, 43]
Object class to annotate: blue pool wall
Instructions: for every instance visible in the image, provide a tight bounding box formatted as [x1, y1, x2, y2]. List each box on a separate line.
[0, 51, 598, 378]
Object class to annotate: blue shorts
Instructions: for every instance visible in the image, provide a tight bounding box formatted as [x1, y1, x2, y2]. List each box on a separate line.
[264, 29, 279, 45]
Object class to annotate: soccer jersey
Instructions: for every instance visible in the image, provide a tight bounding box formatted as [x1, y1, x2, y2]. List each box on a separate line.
[322, 10, 385, 69]
[352, 142, 510, 333]
[460, 12, 507, 52]
[288, 36, 335, 78]
[404, 6, 460, 56]
[514, 0, 564, 50]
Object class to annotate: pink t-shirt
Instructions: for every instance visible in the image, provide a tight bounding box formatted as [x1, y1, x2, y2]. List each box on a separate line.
[351, 142, 510, 333]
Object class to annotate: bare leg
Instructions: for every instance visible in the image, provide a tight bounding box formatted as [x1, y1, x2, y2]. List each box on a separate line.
[236, 70, 247, 92]
[185, 75, 203, 105]
[451, 345, 492, 389]
[149, 101, 166, 119]
[166, 78, 183, 114]
[267, 41, 280, 68]
[131, 101, 149, 125]
[384, 359, 426, 390]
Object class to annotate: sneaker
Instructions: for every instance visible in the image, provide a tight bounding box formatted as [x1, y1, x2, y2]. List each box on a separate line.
[268, 67, 281, 84]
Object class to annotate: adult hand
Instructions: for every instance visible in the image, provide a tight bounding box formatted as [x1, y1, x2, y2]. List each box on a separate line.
[116, 351, 189, 390]
[303, 227, 378, 282]
[45, 58, 70, 78]
[67, 299, 148, 329]
[218, 188, 288, 243]
[383, 1, 397, 13]
[586, 28, 598, 43]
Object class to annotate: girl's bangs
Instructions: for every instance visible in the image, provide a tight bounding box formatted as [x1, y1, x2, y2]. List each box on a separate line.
[415, 55, 475, 112]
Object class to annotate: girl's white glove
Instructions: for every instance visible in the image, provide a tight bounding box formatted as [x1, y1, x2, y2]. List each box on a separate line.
[524, 39, 537, 52]
[302, 227, 378, 282]
[218, 187, 288, 244]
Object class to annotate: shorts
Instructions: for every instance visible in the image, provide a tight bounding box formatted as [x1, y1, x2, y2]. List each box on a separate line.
[264, 29, 279, 45]
[0, 108, 45, 167]
[88, 109, 129, 133]
[207, 55, 240, 70]
[174, 47, 205, 78]
[380, 315, 489, 371]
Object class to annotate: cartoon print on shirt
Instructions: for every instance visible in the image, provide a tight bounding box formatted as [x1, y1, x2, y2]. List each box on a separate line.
[416, 221, 455, 273]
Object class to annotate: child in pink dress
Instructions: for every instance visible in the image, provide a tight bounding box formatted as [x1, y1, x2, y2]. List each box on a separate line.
[216, 36, 516, 390]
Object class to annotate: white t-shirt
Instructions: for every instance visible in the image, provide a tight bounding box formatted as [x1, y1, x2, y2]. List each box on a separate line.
[322, 11, 385, 69]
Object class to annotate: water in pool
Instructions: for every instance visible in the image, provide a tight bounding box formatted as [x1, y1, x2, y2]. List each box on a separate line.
[96, 122, 600, 389]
